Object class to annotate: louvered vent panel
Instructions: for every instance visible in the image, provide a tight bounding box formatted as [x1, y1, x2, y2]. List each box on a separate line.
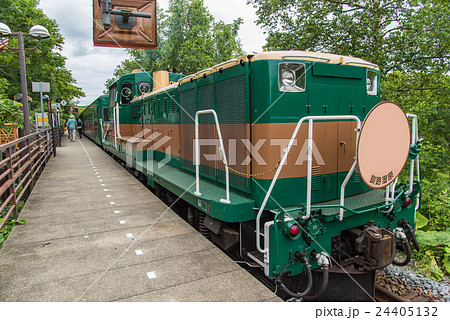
[216, 75, 249, 191]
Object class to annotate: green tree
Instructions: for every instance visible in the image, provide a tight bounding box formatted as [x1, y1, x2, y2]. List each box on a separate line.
[105, 0, 244, 88]
[0, 0, 84, 113]
[383, 71, 450, 232]
[248, 0, 449, 75]
[0, 78, 25, 128]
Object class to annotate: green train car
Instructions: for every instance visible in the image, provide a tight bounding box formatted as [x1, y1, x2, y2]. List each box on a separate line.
[81, 51, 422, 301]
[80, 95, 109, 145]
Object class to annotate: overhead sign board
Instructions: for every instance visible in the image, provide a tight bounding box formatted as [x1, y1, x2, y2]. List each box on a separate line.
[32, 82, 50, 92]
[93, 0, 157, 50]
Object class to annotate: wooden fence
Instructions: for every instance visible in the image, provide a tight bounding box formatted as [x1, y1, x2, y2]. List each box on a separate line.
[0, 124, 19, 145]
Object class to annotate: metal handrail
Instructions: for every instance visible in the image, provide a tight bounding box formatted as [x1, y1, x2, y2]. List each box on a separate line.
[282, 54, 331, 62]
[405, 113, 420, 214]
[194, 68, 212, 76]
[256, 115, 361, 254]
[346, 61, 378, 68]
[272, 187, 407, 255]
[113, 104, 122, 149]
[212, 59, 238, 70]
[406, 114, 420, 193]
[0, 128, 55, 230]
[194, 109, 230, 204]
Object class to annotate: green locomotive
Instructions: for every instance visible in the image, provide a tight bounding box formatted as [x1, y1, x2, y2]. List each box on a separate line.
[79, 51, 421, 301]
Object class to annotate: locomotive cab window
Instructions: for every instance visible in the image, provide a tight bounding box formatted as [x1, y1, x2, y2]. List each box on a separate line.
[109, 83, 117, 108]
[366, 70, 378, 95]
[120, 82, 133, 105]
[279, 63, 306, 92]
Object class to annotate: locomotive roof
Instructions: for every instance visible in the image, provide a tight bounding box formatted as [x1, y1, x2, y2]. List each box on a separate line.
[131, 50, 379, 102]
[251, 51, 379, 70]
[132, 81, 178, 102]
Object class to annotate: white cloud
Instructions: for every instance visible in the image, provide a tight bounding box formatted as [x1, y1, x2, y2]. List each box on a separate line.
[203, 0, 265, 53]
[38, 0, 265, 105]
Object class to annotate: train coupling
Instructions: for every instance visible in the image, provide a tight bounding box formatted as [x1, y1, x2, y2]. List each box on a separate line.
[346, 225, 395, 270]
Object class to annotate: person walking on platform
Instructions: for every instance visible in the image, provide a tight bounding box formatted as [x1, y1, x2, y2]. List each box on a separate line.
[77, 118, 83, 139]
[66, 115, 77, 142]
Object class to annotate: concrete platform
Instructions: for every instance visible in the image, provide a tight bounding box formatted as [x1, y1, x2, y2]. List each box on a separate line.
[0, 136, 281, 302]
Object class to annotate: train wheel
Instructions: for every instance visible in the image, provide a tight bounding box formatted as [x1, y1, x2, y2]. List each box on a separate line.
[198, 211, 211, 240]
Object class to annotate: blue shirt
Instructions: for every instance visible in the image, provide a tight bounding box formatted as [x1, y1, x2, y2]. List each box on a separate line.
[67, 118, 77, 130]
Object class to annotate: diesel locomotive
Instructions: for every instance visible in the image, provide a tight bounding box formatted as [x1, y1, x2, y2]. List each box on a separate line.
[79, 51, 422, 301]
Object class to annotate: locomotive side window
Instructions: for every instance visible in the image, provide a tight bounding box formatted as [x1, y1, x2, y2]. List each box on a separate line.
[366, 70, 378, 95]
[102, 107, 109, 121]
[120, 82, 133, 105]
[131, 105, 140, 118]
[279, 63, 306, 92]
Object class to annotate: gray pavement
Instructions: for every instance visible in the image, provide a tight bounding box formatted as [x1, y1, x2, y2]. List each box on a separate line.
[0, 135, 281, 302]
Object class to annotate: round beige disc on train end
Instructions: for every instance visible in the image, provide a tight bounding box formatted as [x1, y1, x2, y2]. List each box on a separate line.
[357, 101, 410, 189]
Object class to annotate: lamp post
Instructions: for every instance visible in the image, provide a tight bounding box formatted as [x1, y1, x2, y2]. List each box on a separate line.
[0, 22, 50, 136]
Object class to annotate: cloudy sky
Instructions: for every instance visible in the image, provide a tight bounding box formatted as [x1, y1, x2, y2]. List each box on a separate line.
[37, 0, 266, 105]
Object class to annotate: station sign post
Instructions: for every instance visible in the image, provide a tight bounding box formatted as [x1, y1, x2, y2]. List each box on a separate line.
[32, 81, 50, 132]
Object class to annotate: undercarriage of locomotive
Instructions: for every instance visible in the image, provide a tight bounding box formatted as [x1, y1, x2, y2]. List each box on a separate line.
[278, 221, 420, 301]
[128, 176, 421, 302]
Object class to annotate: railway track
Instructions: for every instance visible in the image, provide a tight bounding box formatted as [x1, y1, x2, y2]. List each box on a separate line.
[242, 267, 431, 302]
[375, 284, 429, 302]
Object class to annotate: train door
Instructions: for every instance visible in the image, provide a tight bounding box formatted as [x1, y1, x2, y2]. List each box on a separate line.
[308, 84, 339, 202]
[146, 100, 154, 138]
[337, 86, 365, 195]
[108, 83, 117, 145]
[140, 100, 145, 138]
[144, 99, 155, 162]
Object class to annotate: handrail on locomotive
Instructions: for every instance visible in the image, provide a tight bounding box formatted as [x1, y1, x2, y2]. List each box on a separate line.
[255, 115, 362, 254]
[194, 109, 231, 204]
[406, 114, 421, 213]
[254, 113, 420, 256]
